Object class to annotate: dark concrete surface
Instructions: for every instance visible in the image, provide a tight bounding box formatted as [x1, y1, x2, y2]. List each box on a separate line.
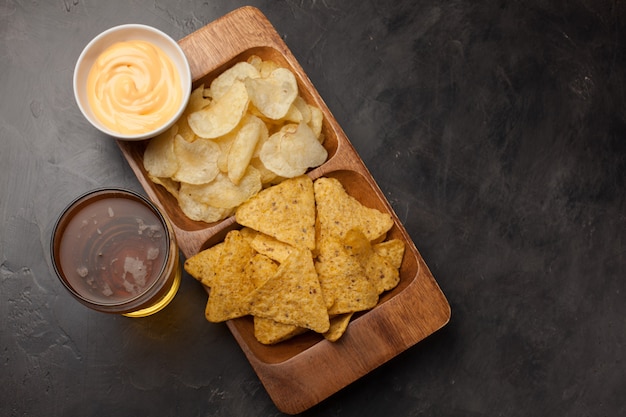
[1, 1, 624, 416]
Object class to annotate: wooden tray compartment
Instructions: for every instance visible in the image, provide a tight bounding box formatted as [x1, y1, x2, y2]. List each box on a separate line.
[117, 6, 450, 414]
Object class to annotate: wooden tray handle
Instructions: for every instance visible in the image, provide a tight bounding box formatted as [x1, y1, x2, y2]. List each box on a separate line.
[179, 6, 287, 82]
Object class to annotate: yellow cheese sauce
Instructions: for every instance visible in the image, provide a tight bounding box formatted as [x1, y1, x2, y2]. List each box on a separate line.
[86, 40, 183, 135]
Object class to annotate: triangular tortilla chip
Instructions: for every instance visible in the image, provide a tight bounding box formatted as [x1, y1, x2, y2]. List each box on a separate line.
[315, 235, 379, 315]
[235, 175, 316, 250]
[205, 230, 257, 322]
[323, 313, 354, 342]
[373, 239, 406, 270]
[344, 229, 399, 294]
[249, 232, 295, 263]
[314, 177, 394, 244]
[253, 317, 307, 345]
[244, 253, 278, 289]
[248, 254, 305, 344]
[248, 247, 329, 333]
[184, 242, 224, 287]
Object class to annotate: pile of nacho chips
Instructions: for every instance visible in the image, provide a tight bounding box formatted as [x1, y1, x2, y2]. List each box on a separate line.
[143, 56, 327, 223]
[185, 175, 405, 344]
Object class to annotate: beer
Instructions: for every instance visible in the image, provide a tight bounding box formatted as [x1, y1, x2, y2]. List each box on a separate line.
[51, 189, 180, 316]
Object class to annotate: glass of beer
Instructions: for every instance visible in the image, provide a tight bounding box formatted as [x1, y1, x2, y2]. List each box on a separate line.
[51, 188, 181, 317]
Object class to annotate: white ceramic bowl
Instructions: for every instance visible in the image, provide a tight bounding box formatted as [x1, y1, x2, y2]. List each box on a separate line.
[73, 24, 191, 141]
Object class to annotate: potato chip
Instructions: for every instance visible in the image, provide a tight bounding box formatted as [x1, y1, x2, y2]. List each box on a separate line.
[145, 56, 327, 226]
[228, 115, 266, 185]
[184, 242, 224, 287]
[259, 123, 327, 178]
[214, 128, 238, 173]
[246, 54, 263, 70]
[315, 235, 378, 314]
[209, 61, 260, 101]
[183, 167, 262, 209]
[248, 247, 329, 333]
[280, 96, 310, 124]
[188, 80, 249, 139]
[177, 84, 211, 142]
[144, 125, 179, 178]
[236, 175, 316, 250]
[148, 175, 180, 200]
[323, 313, 354, 342]
[187, 84, 211, 112]
[249, 157, 280, 185]
[245, 67, 298, 120]
[177, 184, 234, 223]
[308, 104, 324, 140]
[314, 177, 394, 243]
[254, 317, 306, 345]
[205, 230, 257, 322]
[172, 134, 220, 185]
[343, 228, 400, 294]
[257, 58, 281, 78]
[292, 96, 311, 124]
[373, 239, 406, 270]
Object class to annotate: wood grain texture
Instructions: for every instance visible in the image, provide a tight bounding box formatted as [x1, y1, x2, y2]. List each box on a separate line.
[117, 6, 450, 414]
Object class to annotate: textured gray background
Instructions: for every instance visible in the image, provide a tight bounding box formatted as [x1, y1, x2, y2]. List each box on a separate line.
[1, 1, 624, 416]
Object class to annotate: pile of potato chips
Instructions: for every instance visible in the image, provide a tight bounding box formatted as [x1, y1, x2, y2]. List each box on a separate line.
[185, 175, 405, 344]
[143, 56, 328, 223]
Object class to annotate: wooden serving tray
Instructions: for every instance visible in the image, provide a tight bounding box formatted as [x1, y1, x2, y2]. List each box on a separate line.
[117, 6, 450, 414]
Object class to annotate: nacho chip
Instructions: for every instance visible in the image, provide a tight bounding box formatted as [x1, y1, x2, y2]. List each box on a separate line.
[235, 175, 316, 250]
[239, 226, 259, 243]
[205, 230, 257, 322]
[343, 228, 400, 294]
[324, 313, 354, 342]
[314, 177, 394, 243]
[248, 253, 306, 344]
[365, 254, 400, 294]
[244, 253, 278, 289]
[249, 232, 294, 264]
[254, 317, 306, 345]
[184, 242, 224, 287]
[248, 247, 329, 333]
[373, 239, 406, 270]
[315, 235, 379, 314]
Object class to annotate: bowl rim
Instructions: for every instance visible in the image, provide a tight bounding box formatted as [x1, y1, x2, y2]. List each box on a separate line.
[73, 24, 192, 141]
